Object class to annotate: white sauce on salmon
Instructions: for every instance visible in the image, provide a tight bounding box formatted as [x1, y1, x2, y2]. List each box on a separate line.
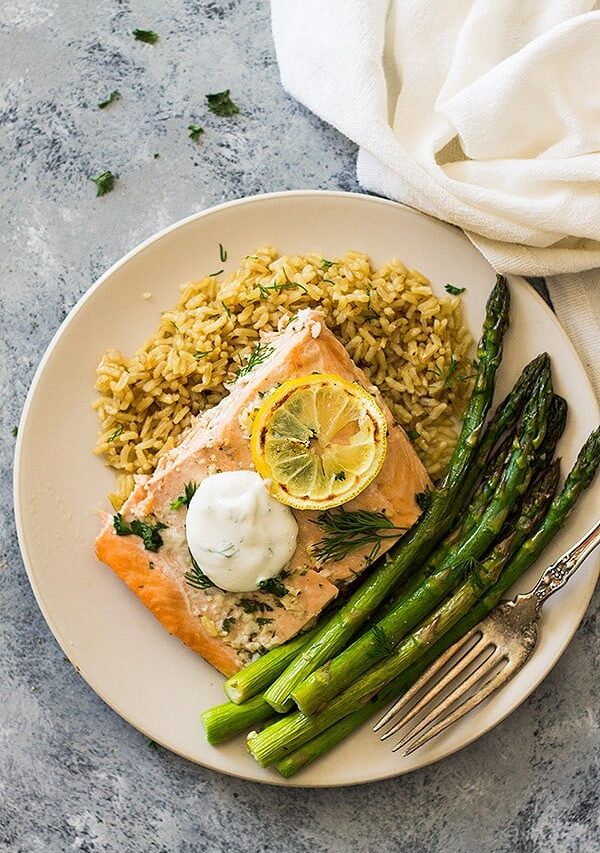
[185, 470, 298, 592]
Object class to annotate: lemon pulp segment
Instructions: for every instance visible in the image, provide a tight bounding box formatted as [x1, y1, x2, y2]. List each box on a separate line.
[251, 373, 388, 510]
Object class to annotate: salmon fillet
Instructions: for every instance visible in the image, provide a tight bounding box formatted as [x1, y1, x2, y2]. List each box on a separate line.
[95, 310, 431, 675]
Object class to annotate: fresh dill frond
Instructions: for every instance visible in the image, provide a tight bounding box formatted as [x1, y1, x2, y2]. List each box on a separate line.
[368, 625, 395, 658]
[107, 425, 124, 442]
[236, 342, 275, 379]
[170, 481, 198, 510]
[184, 550, 213, 590]
[256, 280, 308, 298]
[311, 507, 404, 564]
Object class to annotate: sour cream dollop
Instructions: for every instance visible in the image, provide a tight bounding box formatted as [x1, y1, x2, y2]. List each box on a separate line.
[185, 471, 298, 593]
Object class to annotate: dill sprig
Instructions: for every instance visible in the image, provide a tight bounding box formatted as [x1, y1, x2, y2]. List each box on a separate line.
[311, 507, 404, 565]
[236, 342, 275, 379]
[170, 481, 198, 510]
[256, 280, 308, 298]
[184, 550, 213, 590]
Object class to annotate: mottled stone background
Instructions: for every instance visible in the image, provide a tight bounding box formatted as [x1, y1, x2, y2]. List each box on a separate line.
[0, 2, 597, 851]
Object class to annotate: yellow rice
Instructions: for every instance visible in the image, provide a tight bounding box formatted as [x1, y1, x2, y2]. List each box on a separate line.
[93, 247, 473, 508]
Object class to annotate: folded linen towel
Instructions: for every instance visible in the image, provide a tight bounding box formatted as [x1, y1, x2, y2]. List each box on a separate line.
[271, 0, 600, 397]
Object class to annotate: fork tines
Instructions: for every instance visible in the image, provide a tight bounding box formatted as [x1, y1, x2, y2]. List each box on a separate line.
[373, 622, 512, 756]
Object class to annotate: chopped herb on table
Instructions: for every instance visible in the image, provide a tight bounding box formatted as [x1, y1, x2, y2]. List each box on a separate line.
[98, 90, 121, 109]
[113, 513, 167, 552]
[133, 28, 159, 44]
[445, 283, 466, 295]
[91, 170, 116, 197]
[188, 124, 204, 141]
[12, 426, 18, 437]
[206, 89, 239, 116]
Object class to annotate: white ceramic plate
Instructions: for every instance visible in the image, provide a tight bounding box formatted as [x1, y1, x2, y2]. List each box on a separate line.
[14, 191, 600, 787]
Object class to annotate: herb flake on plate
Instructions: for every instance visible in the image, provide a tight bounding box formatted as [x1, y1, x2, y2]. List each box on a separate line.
[445, 283, 466, 296]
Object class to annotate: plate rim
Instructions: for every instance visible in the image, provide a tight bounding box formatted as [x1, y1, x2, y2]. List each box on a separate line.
[13, 189, 600, 788]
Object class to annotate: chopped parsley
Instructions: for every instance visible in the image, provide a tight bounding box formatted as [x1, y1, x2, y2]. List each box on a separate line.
[221, 616, 236, 634]
[256, 617, 273, 627]
[445, 284, 466, 296]
[153, 153, 160, 159]
[108, 425, 124, 442]
[98, 90, 121, 109]
[133, 28, 159, 44]
[147, 739, 158, 749]
[12, 426, 18, 437]
[240, 599, 273, 614]
[219, 243, 227, 263]
[237, 343, 275, 379]
[334, 471, 346, 481]
[113, 513, 167, 552]
[258, 577, 287, 597]
[206, 89, 239, 116]
[188, 123, 204, 141]
[91, 170, 116, 197]
[321, 259, 334, 269]
[170, 481, 198, 510]
[406, 429, 419, 441]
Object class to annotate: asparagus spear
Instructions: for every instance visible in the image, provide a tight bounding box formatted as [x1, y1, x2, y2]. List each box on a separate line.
[261, 278, 511, 712]
[276, 429, 600, 776]
[202, 694, 276, 745]
[292, 368, 552, 715]
[248, 461, 559, 767]
[223, 627, 319, 705]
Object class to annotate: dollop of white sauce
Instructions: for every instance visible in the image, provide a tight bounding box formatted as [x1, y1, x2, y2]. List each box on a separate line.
[185, 471, 298, 593]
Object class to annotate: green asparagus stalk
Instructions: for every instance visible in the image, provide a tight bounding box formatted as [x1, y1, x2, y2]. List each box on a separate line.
[292, 368, 552, 715]
[275, 431, 599, 776]
[248, 460, 558, 767]
[223, 627, 319, 704]
[261, 278, 511, 712]
[202, 694, 276, 745]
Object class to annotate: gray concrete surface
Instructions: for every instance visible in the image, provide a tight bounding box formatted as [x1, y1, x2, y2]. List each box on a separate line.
[0, 1, 597, 851]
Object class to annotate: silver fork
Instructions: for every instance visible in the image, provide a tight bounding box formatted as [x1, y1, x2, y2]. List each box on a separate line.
[373, 519, 600, 755]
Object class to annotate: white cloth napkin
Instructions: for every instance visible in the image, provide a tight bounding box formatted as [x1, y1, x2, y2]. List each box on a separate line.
[271, 0, 600, 398]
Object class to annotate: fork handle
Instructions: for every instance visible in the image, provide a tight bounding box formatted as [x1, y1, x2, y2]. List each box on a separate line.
[530, 519, 600, 605]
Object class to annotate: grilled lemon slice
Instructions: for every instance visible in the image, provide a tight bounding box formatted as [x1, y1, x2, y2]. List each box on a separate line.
[251, 373, 387, 510]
